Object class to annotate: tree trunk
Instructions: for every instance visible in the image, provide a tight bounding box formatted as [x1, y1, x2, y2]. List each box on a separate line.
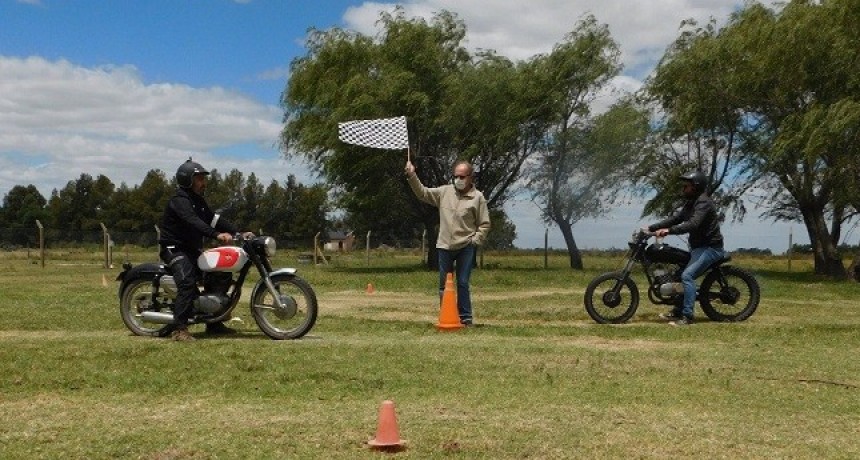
[424, 221, 439, 271]
[803, 209, 848, 279]
[557, 222, 583, 270]
[848, 252, 860, 282]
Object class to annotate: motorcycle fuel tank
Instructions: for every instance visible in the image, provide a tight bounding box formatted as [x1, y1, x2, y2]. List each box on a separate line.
[644, 243, 690, 265]
[198, 246, 249, 272]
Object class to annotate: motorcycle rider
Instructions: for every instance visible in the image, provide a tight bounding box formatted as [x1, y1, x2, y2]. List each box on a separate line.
[158, 159, 245, 341]
[646, 170, 725, 326]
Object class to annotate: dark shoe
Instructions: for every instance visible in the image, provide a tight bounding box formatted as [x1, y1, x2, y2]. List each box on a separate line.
[460, 319, 473, 327]
[670, 317, 693, 326]
[171, 327, 195, 341]
[205, 322, 237, 335]
[659, 311, 683, 321]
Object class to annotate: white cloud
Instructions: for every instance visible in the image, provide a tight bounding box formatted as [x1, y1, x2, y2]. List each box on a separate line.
[343, 1, 783, 78]
[0, 56, 307, 197]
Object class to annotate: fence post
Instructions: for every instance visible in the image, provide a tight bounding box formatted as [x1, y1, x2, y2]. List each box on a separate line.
[154, 225, 161, 259]
[100, 222, 112, 269]
[544, 228, 549, 269]
[366, 230, 372, 266]
[788, 227, 793, 272]
[313, 232, 320, 266]
[35, 220, 45, 268]
[421, 229, 426, 265]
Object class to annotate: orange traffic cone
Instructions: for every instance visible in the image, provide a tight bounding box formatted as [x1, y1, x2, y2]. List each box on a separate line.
[436, 272, 463, 331]
[366, 283, 376, 295]
[368, 400, 406, 451]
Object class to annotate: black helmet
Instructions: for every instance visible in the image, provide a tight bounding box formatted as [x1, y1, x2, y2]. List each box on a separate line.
[176, 158, 209, 188]
[679, 170, 708, 195]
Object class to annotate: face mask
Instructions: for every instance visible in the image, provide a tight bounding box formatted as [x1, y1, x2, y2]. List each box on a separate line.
[453, 178, 467, 191]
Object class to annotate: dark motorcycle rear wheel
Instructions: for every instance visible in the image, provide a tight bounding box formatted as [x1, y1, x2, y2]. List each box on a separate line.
[251, 273, 318, 339]
[120, 278, 173, 337]
[584, 271, 639, 324]
[699, 265, 760, 322]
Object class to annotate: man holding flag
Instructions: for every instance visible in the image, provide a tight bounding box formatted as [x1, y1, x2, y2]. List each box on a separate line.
[405, 160, 491, 326]
[337, 115, 490, 325]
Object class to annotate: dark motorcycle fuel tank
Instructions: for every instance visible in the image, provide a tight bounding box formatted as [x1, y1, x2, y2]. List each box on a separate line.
[645, 243, 690, 265]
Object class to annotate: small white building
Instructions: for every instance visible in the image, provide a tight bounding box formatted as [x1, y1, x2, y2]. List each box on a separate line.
[324, 231, 355, 252]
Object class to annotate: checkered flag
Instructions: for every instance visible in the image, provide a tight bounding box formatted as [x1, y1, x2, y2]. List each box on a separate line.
[338, 116, 409, 150]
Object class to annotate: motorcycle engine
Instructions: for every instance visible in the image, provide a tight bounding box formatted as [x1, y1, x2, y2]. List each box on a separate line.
[195, 272, 233, 314]
[649, 263, 683, 302]
[203, 272, 232, 295]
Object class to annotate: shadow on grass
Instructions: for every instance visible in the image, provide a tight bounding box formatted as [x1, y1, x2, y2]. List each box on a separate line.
[755, 268, 850, 284]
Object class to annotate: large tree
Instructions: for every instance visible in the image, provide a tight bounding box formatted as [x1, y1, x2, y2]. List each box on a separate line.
[281, 9, 541, 264]
[645, 0, 860, 277]
[525, 17, 648, 269]
[1, 185, 48, 229]
[47, 173, 115, 234]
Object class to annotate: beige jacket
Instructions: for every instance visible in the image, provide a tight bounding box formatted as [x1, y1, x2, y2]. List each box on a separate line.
[408, 174, 491, 250]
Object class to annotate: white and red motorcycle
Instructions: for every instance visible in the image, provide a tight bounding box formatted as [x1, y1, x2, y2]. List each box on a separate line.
[117, 233, 317, 340]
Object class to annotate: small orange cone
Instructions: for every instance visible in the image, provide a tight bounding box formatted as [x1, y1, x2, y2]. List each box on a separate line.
[436, 272, 463, 331]
[368, 400, 406, 451]
[366, 283, 375, 295]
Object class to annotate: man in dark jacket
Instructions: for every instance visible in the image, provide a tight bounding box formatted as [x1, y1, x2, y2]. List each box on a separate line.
[159, 159, 241, 341]
[646, 170, 725, 326]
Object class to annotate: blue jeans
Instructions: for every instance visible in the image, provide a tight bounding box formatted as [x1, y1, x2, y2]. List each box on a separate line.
[679, 246, 725, 319]
[438, 244, 476, 323]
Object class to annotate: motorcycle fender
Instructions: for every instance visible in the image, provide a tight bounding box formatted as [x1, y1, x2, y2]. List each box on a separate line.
[250, 268, 296, 305]
[117, 262, 167, 299]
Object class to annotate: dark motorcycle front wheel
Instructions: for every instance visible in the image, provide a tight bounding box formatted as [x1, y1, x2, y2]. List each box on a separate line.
[250, 273, 318, 339]
[584, 271, 639, 324]
[699, 265, 760, 322]
[119, 278, 173, 337]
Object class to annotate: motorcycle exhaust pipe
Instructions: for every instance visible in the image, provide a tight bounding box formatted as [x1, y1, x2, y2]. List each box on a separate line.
[140, 311, 175, 324]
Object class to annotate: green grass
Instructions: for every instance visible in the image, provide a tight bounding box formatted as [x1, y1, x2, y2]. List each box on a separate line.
[1, 250, 858, 458]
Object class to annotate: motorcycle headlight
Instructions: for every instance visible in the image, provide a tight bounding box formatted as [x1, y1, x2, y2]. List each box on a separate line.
[253, 236, 277, 257]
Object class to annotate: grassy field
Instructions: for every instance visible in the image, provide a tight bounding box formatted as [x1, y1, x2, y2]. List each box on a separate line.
[1, 248, 859, 459]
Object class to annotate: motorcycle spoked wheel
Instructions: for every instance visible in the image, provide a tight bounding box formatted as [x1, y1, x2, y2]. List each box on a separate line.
[250, 274, 318, 340]
[119, 278, 173, 337]
[699, 265, 760, 322]
[584, 271, 639, 324]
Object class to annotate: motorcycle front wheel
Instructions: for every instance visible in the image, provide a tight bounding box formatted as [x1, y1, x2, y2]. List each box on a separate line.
[251, 274, 318, 340]
[584, 271, 639, 324]
[699, 265, 760, 322]
[119, 278, 173, 337]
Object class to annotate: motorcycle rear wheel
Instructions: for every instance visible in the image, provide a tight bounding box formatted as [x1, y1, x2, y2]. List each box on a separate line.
[699, 265, 760, 322]
[120, 278, 173, 337]
[584, 271, 639, 324]
[251, 274, 318, 340]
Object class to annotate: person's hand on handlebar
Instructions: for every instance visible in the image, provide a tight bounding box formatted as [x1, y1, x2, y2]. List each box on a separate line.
[654, 228, 670, 238]
[217, 232, 233, 244]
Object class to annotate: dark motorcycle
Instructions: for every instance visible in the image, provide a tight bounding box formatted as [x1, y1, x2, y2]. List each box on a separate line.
[117, 233, 318, 339]
[584, 229, 760, 324]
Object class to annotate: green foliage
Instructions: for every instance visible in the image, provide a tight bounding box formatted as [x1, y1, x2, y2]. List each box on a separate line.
[1, 184, 48, 229]
[644, 0, 860, 277]
[281, 9, 549, 243]
[483, 209, 516, 250]
[0, 169, 330, 244]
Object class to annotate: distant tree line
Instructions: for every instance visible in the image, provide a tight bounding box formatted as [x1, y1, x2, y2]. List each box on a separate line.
[0, 168, 518, 251]
[0, 169, 330, 247]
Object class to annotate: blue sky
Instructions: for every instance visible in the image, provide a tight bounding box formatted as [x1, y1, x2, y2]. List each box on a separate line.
[0, 0, 808, 252]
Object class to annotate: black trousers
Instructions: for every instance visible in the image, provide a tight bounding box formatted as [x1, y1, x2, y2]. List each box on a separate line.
[159, 247, 201, 325]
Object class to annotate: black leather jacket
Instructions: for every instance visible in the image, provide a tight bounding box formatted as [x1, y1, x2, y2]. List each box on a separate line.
[158, 188, 238, 252]
[648, 193, 723, 250]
